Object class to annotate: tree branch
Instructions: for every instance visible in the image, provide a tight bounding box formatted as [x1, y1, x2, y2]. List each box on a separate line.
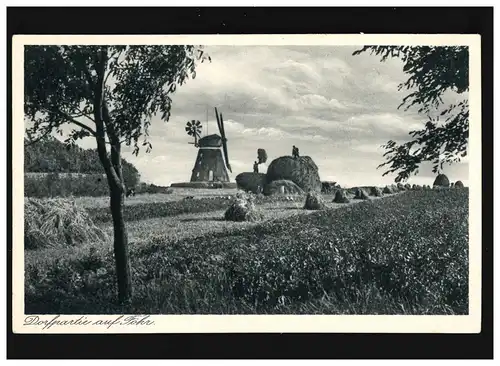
[54, 110, 98, 137]
[24, 127, 52, 146]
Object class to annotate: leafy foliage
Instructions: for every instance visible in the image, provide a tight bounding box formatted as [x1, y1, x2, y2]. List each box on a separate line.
[25, 45, 208, 155]
[352, 46, 469, 182]
[26, 189, 468, 315]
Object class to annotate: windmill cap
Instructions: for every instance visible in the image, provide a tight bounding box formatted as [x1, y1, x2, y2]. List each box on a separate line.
[198, 134, 223, 147]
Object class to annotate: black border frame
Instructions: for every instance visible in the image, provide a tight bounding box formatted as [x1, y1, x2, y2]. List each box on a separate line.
[7, 6, 493, 359]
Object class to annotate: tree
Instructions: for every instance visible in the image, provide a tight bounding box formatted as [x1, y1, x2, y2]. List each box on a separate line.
[352, 46, 469, 182]
[25, 45, 209, 302]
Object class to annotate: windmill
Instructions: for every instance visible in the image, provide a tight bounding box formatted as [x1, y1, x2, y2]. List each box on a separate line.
[185, 120, 203, 147]
[188, 107, 232, 182]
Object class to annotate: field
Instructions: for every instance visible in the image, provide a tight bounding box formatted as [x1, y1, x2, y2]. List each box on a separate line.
[24, 187, 469, 315]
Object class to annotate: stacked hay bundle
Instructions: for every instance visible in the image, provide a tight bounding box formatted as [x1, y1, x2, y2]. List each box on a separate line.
[433, 174, 450, 188]
[224, 193, 263, 222]
[332, 189, 350, 203]
[303, 192, 327, 210]
[369, 186, 383, 197]
[24, 197, 108, 250]
[455, 180, 465, 188]
[354, 187, 370, 200]
[266, 156, 322, 193]
[383, 185, 393, 194]
[235, 172, 267, 194]
[397, 183, 406, 191]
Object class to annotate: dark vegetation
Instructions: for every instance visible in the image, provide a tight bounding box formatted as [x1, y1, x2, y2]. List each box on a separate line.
[25, 137, 140, 185]
[25, 189, 469, 315]
[24, 137, 141, 197]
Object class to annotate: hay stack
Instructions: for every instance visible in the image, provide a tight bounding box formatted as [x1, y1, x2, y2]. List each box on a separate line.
[224, 195, 263, 222]
[369, 186, 383, 197]
[264, 179, 304, 196]
[24, 198, 107, 250]
[404, 183, 411, 190]
[354, 187, 370, 200]
[303, 192, 326, 210]
[235, 172, 267, 194]
[433, 174, 450, 188]
[383, 186, 393, 194]
[455, 180, 465, 188]
[333, 189, 350, 203]
[266, 156, 322, 193]
[397, 183, 405, 191]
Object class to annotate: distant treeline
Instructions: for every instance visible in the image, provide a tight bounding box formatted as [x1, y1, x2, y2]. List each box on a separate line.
[24, 173, 173, 198]
[24, 136, 140, 186]
[24, 136, 144, 197]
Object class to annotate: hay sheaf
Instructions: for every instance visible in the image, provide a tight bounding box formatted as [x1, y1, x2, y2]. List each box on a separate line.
[235, 172, 267, 194]
[369, 186, 383, 197]
[354, 187, 370, 200]
[264, 179, 304, 196]
[24, 198, 108, 250]
[433, 174, 450, 188]
[383, 186, 393, 194]
[303, 192, 327, 210]
[266, 156, 322, 193]
[224, 196, 263, 222]
[333, 189, 350, 203]
[454, 180, 465, 188]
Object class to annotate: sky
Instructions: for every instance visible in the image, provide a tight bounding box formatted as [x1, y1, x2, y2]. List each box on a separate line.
[32, 45, 469, 187]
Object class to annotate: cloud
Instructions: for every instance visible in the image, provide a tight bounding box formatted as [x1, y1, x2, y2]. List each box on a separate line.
[39, 45, 468, 187]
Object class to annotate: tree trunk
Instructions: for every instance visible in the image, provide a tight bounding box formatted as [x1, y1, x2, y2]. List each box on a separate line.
[93, 47, 133, 303]
[109, 182, 132, 303]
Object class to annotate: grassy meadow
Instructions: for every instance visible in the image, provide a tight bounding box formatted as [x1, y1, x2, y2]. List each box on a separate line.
[24, 187, 469, 315]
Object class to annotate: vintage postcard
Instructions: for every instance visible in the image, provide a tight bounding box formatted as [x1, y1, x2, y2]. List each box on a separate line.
[13, 34, 481, 334]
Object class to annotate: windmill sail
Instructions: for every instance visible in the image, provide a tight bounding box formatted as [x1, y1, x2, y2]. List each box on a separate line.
[218, 112, 232, 173]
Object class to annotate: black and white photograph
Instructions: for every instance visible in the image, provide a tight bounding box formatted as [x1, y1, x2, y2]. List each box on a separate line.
[12, 33, 482, 334]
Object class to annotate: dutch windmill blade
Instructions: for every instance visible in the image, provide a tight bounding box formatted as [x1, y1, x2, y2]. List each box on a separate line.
[214, 108, 221, 134]
[218, 112, 232, 173]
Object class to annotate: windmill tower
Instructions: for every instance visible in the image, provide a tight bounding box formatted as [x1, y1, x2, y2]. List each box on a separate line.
[187, 107, 232, 182]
